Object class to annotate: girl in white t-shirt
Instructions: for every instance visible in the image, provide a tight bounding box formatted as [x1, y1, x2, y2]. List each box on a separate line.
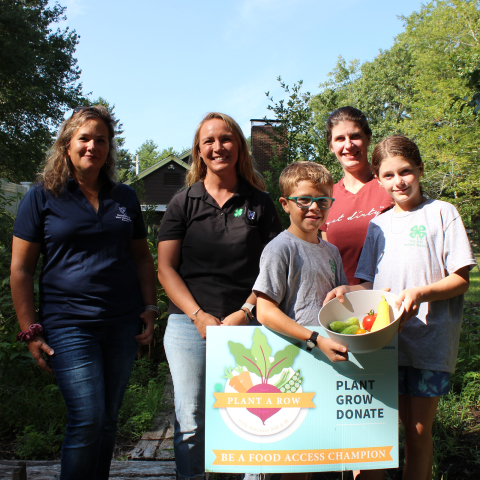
[325, 135, 475, 480]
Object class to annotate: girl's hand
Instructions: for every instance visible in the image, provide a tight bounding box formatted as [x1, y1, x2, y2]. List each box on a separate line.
[396, 287, 423, 331]
[26, 336, 54, 374]
[193, 310, 221, 339]
[317, 336, 348, 363]
[323, 285, 350, 305]
[222, 310, 249, 326]
[135, 309, 156, 345]
[323, 283, 372, 305]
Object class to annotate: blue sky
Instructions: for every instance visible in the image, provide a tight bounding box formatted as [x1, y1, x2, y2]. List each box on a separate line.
[55, 0, 426, 156]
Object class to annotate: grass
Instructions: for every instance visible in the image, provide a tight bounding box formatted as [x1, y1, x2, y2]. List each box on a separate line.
[465, 255, 480, 304]
[0, 357, 168, 460]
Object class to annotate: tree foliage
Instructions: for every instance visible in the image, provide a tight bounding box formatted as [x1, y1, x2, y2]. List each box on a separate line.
[264, 78, 324, 227]
[135, 141, 177, 172]
[267, 0, 480, 227]
[0, 0, 83, 182]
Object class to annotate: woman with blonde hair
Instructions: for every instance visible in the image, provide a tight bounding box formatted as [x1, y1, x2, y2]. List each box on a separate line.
[11, 105, 157, 480]
[158, 112, 282, 480]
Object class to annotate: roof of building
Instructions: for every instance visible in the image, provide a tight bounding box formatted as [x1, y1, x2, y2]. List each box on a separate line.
[126, 150, 191, 184]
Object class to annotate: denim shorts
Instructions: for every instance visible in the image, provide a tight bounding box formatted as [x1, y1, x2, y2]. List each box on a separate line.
[398, 366, 450, 397]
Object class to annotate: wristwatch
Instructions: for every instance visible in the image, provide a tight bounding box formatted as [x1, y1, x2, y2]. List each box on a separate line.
[306, 331, 319, 352]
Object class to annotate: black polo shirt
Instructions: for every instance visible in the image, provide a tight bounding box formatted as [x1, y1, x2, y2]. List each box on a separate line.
[13, 177, 146, 328]
[158, 179, 282, 319]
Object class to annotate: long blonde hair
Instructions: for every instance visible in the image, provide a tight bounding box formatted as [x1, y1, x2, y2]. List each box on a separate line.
[40, 106, 117, 195]
[186, 112, 265, 191]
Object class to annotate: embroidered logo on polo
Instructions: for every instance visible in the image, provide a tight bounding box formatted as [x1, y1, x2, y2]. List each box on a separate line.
[247, 209, 255, 220]
[405, 225, 427, 247]
[234, 208, 243, 217]
[115, 206, 132, 223]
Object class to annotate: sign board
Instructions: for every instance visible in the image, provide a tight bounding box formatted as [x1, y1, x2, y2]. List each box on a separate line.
[205, 326, 398, 474]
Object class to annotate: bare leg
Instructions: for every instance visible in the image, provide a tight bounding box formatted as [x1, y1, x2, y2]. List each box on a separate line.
[399, 394, 440, 480]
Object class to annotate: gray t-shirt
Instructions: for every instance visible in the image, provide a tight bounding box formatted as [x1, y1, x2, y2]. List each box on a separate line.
[253, 230, 348, 326]
[356, 199, 476, 372]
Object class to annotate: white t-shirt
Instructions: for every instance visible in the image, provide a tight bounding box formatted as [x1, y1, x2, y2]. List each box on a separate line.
[356, 199, 476, 372]
[253, 230, 348, 326]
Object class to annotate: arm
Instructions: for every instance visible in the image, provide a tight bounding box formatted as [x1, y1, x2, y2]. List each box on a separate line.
[10, 236, 54, 373]
[257, 293, 348, 363]
[129, 238, 157, 345]
[396, 266, 470, 330]
[157, 239, 221, 339]
[320, 231, 328, 242]
[221, 291, 257, 326]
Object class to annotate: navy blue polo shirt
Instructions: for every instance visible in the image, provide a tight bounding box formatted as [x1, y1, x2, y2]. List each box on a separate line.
[13, 177, 146, 328]
[158, 178, 282, 319]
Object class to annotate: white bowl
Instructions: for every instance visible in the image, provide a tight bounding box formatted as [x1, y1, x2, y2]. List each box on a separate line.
[318, 290, 404, 354]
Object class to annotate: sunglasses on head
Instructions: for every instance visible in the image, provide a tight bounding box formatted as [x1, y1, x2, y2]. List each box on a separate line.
[71, 106, 94, 117]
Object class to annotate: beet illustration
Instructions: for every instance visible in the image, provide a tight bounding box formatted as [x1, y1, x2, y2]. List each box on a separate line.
[226, 328, 301, 425]
[246, 383, 282, 424]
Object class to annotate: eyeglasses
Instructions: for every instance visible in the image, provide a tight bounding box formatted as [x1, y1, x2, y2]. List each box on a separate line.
[286, 196, 335, 209]
[71, 106, 93, 117]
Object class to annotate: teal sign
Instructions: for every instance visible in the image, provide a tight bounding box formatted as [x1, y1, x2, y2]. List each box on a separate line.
[205, 326, 398, 474]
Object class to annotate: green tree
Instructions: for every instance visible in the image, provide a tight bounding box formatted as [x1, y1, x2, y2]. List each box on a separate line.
[397, 0, 480, 222]
[309, 0, 480, 225]
[264, 78, 321, 226]
[136, 141, 177, 172]
[0, 0, 83, 182]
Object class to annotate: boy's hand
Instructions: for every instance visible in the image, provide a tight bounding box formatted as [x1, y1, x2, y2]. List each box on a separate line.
[317, 336, 348, 363]
[396, 287, 423, 331]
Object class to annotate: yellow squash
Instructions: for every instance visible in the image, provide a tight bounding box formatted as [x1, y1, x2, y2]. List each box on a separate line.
[370, 295, 390, 332]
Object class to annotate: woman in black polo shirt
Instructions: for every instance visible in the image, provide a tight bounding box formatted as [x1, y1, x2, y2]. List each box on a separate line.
[10, 106, 157, 480]
[158, 112, 282, 480]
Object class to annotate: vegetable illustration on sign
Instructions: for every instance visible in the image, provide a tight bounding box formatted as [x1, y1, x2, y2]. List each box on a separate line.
[227, 329, 300, 424]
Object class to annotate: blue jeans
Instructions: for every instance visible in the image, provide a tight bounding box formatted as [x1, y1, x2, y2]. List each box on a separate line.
[44, 319, 141, 480]
[164, 314, 207, 480]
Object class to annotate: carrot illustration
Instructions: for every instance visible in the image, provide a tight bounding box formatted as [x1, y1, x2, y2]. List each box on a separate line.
[222, 365, 253, 393]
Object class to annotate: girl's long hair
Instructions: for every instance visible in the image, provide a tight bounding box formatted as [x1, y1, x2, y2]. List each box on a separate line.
[186, 112, 265, 191]
[40, 105, 117, 195]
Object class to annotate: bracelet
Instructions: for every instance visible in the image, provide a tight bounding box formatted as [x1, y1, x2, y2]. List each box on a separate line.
[241, 308, 252, 324]
[16, 324, 43, 342]
[144, 305, 159, 317]
[191, 308, 201, 322]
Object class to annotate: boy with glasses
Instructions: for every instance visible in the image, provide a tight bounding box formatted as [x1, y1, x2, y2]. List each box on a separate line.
[253, 161, 349, 362]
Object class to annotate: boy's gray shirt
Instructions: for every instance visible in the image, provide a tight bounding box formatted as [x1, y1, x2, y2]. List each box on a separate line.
[253, 230, 348, 326]
[356, 199, 476, 373]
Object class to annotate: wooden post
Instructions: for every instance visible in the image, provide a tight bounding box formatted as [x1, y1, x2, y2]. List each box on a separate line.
[12, 461, 27, 480]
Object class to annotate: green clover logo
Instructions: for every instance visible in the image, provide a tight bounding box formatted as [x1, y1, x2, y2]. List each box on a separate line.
[410, 225, 426, 239]
[234, 208, 243, 217]
[329, 259, 336, 275]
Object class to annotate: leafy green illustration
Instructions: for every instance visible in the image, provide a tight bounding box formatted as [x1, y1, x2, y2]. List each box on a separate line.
[251, 328, 272, 381]
[268, 345, 301, 378]
[227, 341, 260, 376]
[227, 328, 300, 384]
